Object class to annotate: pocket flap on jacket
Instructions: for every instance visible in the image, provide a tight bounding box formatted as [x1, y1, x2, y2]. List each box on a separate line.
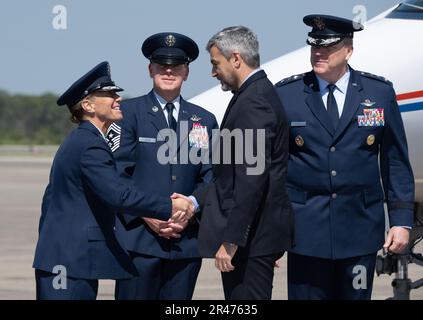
[87, 226, 105, 241]
[221, 199, 235, 211]
[363, 187, 384, 207]
[287, 187, 307, 204]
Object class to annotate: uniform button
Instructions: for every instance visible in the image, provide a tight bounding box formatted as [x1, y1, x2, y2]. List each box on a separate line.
[113, 226, 116, 231]
[330, 146, 336, 152]
[332, 193, 337, 199]
[172, 175, 177, 181]
[331, 170, 337, 177]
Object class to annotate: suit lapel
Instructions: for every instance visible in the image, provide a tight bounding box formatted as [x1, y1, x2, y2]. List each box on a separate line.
[333, 69, 364, 140]
[304, 72, 336, 136]
[221, 92, 239, 128]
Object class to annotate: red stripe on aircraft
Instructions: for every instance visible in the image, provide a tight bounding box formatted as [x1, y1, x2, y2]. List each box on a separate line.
[397, 90, 423, 101]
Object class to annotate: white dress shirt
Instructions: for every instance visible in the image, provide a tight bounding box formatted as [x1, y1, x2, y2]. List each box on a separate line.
[316, 69, 350, 117]
[92, 122, 107, 142]
[154, 91, 180, 125]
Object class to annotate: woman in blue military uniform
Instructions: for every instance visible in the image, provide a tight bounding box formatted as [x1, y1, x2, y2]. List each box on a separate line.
[32, 61, 191, 300]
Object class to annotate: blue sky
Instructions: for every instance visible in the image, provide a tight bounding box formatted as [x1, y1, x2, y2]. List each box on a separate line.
[0, 0, 400, 99]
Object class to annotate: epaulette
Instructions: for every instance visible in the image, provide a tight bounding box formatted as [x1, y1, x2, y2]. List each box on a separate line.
[275, 73, 305, 87]
[359, 71, 393, 86]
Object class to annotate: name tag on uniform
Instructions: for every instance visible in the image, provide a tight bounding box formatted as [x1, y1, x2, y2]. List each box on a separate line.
[189, 123, 209, 149]
[291, 121, 307, 127]
[358, 108, 385, 127]
[139, 137, 156, 143]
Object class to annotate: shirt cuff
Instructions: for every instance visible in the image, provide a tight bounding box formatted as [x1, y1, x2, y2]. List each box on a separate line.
[188, 195, 200, 213]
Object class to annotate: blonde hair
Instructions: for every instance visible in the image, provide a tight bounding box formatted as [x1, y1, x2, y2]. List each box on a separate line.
[68, 101, 85, 124]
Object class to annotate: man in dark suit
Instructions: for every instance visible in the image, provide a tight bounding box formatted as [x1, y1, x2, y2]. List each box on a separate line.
[176, 26, 294, 300]
[33, 61, 191, 300]
[110, 33, 218, 300]
[275, 15, 414, 299]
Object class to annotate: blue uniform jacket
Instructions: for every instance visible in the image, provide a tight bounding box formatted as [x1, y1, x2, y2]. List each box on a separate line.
[110, 91, 218, 259]
[276, 68, 414, 259]
[33, 121, 171, 279]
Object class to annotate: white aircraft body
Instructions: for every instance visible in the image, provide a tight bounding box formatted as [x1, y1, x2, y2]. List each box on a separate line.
[190, 1, 423, 207]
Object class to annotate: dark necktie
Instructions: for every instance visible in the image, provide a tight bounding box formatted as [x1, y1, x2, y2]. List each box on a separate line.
[165, 102, 177, 131]
[327, 84, 340, 129]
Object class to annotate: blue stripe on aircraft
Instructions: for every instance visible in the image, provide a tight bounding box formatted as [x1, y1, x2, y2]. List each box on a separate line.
[400, 101, 423, 113]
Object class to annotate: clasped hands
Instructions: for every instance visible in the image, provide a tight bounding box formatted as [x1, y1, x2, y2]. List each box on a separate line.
[143, 193, 195, 239]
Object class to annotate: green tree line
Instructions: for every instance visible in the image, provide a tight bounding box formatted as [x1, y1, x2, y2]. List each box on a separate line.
[0, 90, 76, 145]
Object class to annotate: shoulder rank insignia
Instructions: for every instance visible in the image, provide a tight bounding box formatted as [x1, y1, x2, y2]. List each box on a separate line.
[359, 71, 393, 86]
[106, 123, 121, 152]
[275, 73, 305, 87]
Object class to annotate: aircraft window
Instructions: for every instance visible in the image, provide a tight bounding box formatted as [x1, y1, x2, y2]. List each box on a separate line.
[387, 0, 423, 19]
[397, 0, 423, 12]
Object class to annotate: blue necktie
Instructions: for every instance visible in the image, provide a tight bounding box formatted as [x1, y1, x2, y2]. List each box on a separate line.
[327, 84, 339, 129]
[165, 102, 177, 131]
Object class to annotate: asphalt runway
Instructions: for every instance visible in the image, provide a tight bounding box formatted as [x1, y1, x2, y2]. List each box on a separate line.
[0, 156, 422, 300]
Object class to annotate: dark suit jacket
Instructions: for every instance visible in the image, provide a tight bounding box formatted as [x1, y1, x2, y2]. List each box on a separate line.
[110, 91, 218, 259]
[33, 121, 171, 279]
[276, 68, 414, 259]
[195, 70, 295, 258]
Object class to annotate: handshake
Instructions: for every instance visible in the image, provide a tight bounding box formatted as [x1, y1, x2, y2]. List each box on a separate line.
[170, 193, 196, 224]
[143, 193, 195, 239]
[142, 193, 197, 240]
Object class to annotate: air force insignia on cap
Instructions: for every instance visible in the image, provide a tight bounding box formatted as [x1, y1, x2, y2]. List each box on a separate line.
[314, 17, 326, 31]
[165, 34, 176, 47]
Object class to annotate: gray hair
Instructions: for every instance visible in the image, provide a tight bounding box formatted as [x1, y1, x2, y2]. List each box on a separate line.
[206, 26, 260, 68]
[343, 37, 353, 48]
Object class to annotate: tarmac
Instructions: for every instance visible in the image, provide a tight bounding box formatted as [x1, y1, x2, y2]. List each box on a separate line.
[0, 155, 422, 300]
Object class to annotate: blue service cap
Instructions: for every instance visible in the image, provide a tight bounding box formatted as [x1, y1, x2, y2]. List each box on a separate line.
[142, 32, 199, 65]
[303, 14, 364, 47]
[57, 61, 123, 108]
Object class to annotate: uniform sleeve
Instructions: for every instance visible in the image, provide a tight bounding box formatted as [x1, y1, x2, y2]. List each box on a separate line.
[380, 87, 415, 227]
[38, 180, 52, 234]
[222, 96, 276, 247]
[80, 142, 171, 220]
